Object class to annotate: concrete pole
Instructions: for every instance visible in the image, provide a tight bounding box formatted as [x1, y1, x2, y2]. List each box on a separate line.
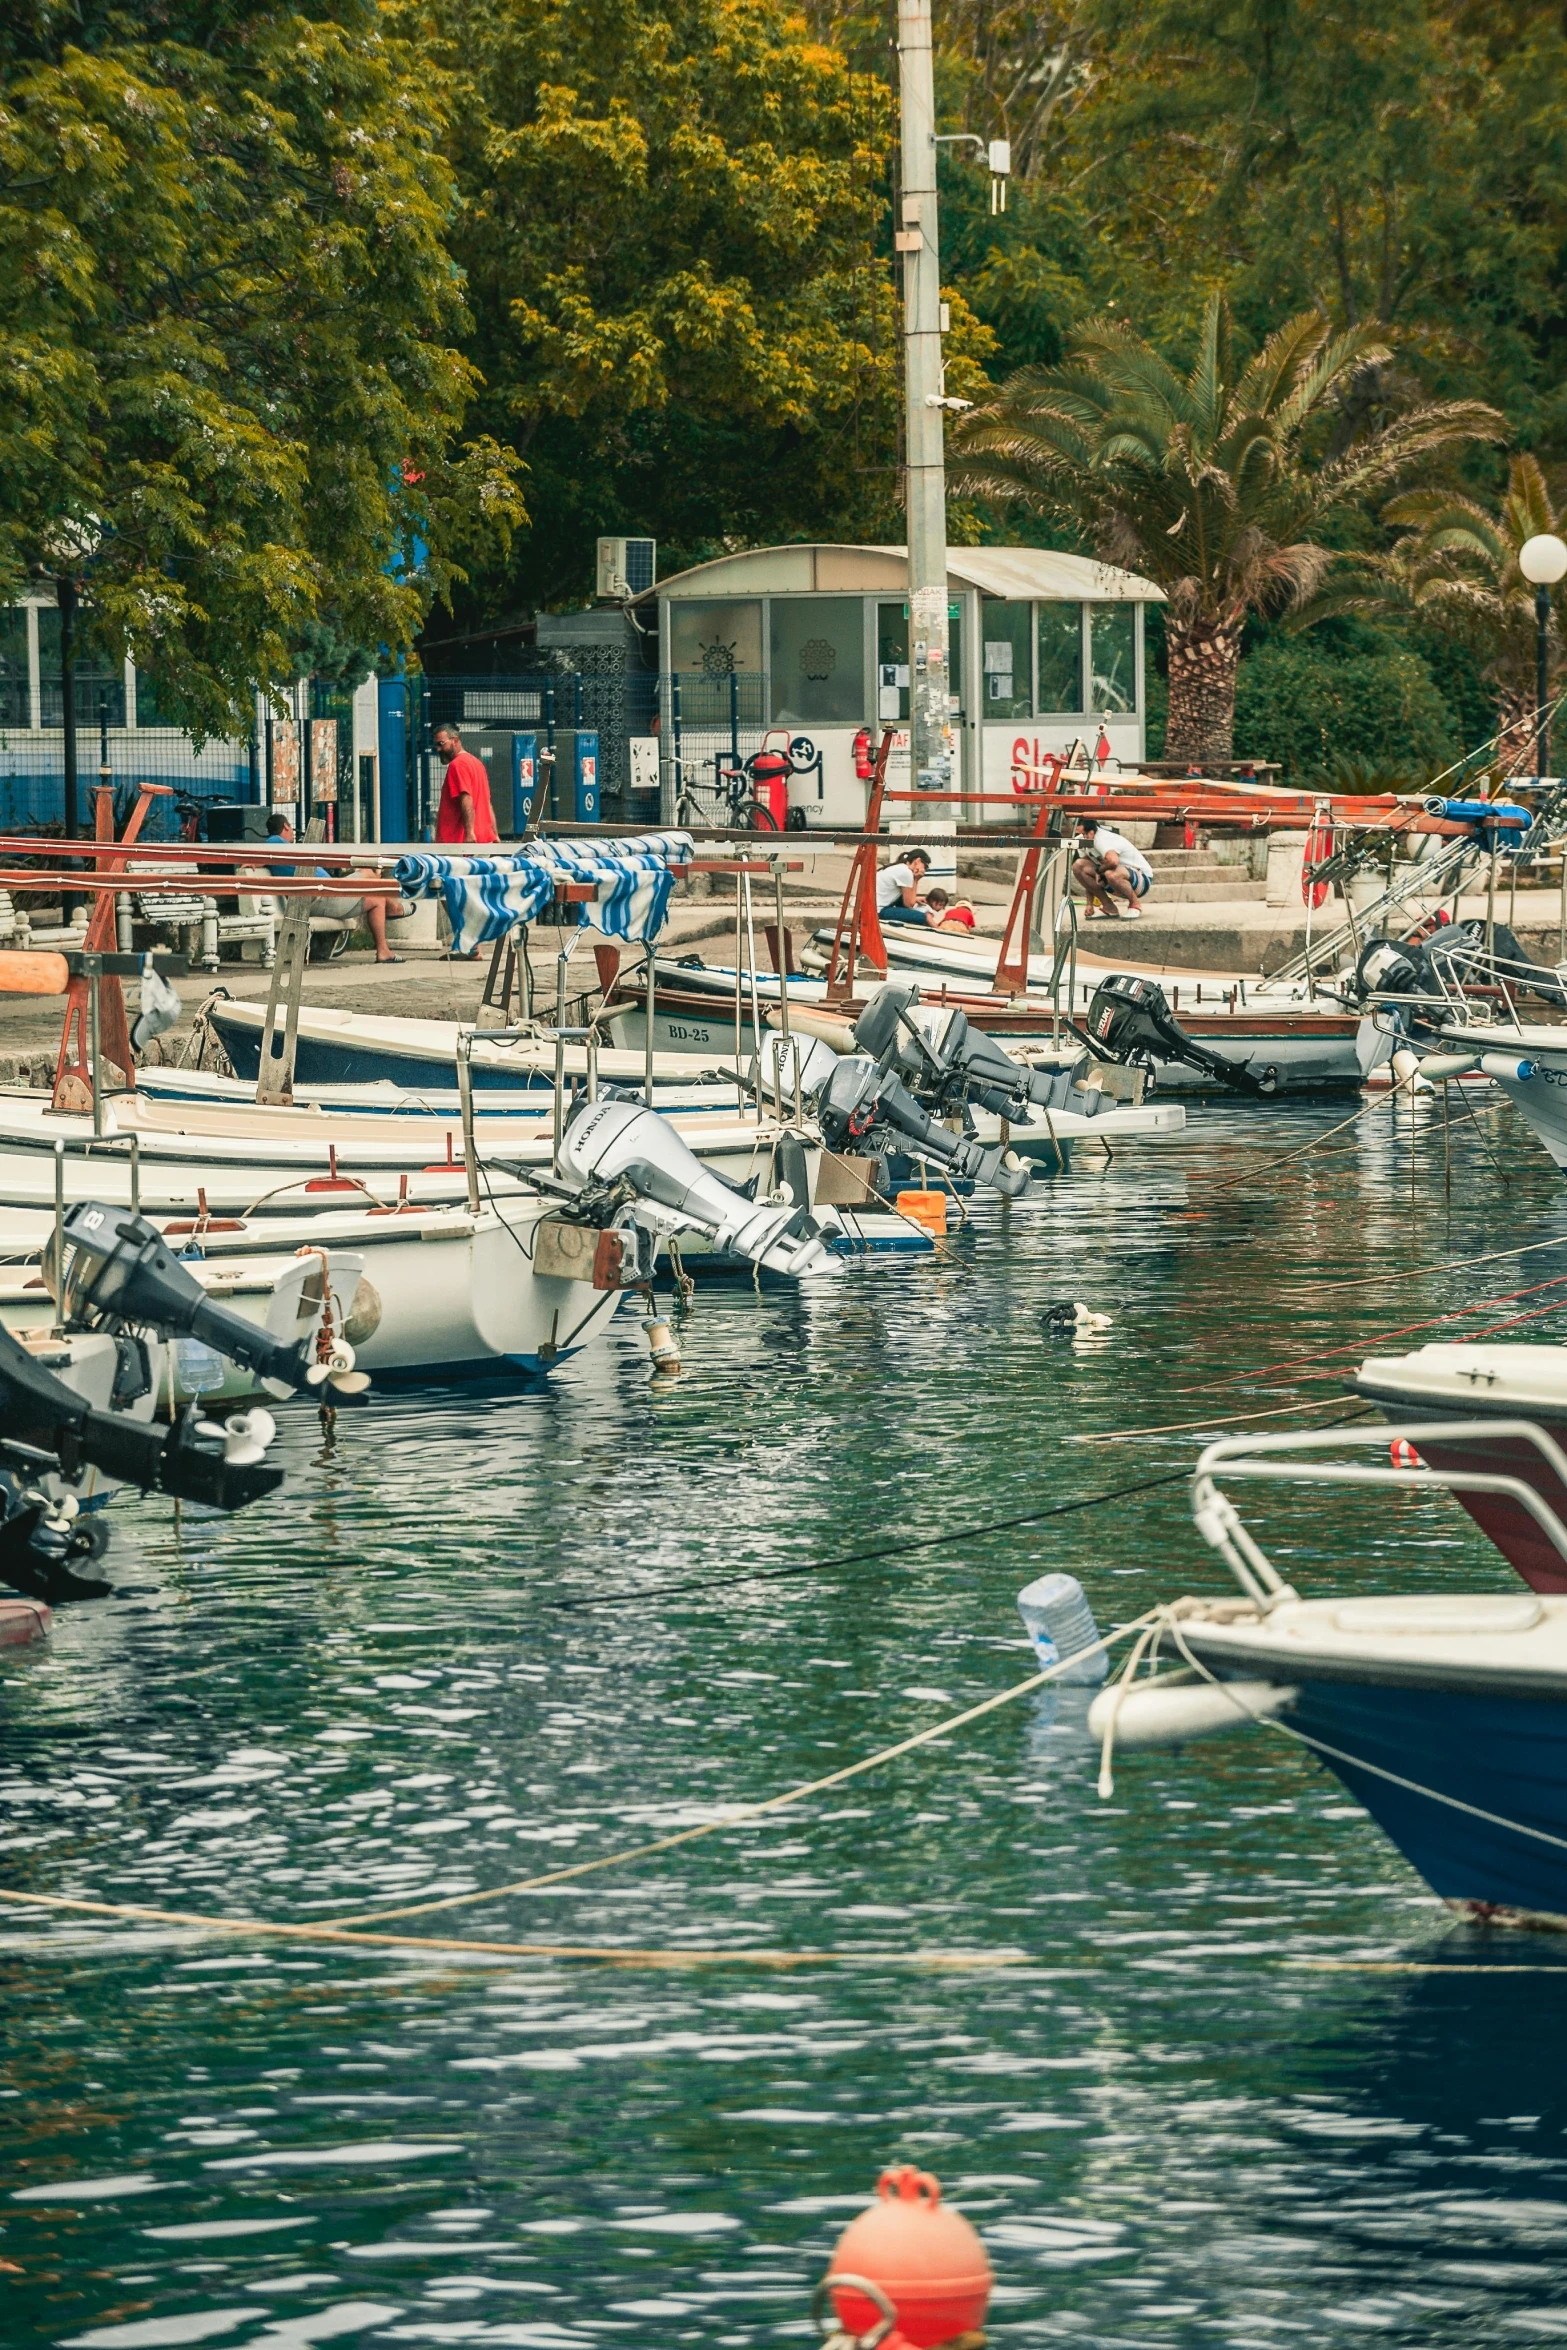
[898, 0, 956, 879]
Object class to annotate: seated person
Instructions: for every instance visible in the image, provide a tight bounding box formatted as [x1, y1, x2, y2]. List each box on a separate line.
[265, 814, 411, 964]
[875, 845, 933, 924]
[922, 887, 976, 931]
[1072, 817, 1154, 918]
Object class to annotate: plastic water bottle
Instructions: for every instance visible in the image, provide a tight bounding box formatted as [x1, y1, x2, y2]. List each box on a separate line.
[175, 1337, 225, 1397]
[1016, 1572, 1108, 1686]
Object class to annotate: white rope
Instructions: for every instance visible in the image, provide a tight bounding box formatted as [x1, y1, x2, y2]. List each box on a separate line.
[0, 1612, 1162, 1963]
[1145, 1608, 1567, 1862]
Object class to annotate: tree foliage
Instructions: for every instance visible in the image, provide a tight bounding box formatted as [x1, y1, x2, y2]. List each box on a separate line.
[1303, 455, 1566, 769]
[952, 293, 1500, 758]
[430, 0, 994, 617]
[0, 0, 521, 737]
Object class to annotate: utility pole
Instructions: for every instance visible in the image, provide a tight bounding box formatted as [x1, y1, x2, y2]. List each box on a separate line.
[897, 0, 955, 873]
[57, 573, 79, 841]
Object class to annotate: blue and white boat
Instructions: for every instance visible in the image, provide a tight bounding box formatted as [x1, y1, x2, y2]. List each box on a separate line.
[1092, 1419, 1567, 1929]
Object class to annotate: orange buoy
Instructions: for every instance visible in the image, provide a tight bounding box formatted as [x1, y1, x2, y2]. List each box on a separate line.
[893, 1190, 947, 1237]
[824, 2167, 992, 2348]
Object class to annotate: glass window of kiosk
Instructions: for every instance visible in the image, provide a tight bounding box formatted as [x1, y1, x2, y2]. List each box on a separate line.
[669, 598, 763, 679]
[36, 606, 126, 727]
[875, 599, 964, 725]
[0, 608, 28, 727]
[770, 597, 865, 725]
[1036, 602, 1084, 715]
[1089, 604, 1136, 713]
[980, 600, 1031, 720]
[876, 602, 909, 722]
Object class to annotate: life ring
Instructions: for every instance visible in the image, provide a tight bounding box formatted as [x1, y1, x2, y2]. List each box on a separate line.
[1301, 809, 1334, 908]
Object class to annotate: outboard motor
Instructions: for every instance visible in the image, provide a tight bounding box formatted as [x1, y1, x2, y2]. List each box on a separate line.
[1426, 918, 1567, 1009]
[1083, 973, 1286, 1093]
[852, 982, 1081, 1124]
[44, 1203, 326, 1397]
[554, 1098, 837, 1279]
[817, 1055, 1030, 1197]
[0, 1323, 283, 1603]
[1085, 971, 1371, 1097]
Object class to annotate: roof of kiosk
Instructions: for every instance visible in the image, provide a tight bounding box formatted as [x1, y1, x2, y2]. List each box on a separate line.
[639, 543, 1163, 604]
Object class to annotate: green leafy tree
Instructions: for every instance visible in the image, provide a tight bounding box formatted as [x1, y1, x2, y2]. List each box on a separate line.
[951, 293, 1500, 761]
[1303, 455, 1565, 772]
[1060, 0, 1567, 434]
[0, 1, 521, 738]
[432, 0, 993, 615]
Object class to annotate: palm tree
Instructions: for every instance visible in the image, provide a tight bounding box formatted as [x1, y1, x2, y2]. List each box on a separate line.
[950, 296, 1502, 764]
[1305, 455, 1564, 774]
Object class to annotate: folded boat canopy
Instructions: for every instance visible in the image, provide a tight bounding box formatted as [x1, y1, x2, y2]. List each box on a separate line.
[394, 831, 694, 954]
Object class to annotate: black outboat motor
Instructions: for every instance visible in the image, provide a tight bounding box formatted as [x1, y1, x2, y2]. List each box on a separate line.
[1083, 973, 1288, 1094]
[851, 980, 1100, 1125]
[0, 1325, 283, 1603]
[816, 1055, 1030, 1195]
[45, 1202, 317, 1396]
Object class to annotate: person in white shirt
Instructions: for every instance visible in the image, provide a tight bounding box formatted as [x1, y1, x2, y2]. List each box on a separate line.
[1073, 818, 1154, 919]
[874, 846, 932, 924]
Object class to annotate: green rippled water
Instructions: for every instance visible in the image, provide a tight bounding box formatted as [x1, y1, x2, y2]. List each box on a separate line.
[7, 1091, 1567, 2347]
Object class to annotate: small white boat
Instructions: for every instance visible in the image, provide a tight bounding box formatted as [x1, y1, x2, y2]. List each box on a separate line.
[0, 1087, 812, 1220]
[1422, 1023, 1567, 1171]
[0, 1197, 631, 1386]
[1096, 1419, 1567, 1931]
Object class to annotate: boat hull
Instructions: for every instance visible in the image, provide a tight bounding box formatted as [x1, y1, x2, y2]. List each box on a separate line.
[1355, 1351, 1567, 1593]
[607, 972, 1362, 1096]
[1179, 1598, 1567, 1924]
[1292, 1678, 1567, 1924]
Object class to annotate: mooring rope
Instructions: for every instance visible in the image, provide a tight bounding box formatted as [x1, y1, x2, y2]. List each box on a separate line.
[0, 1610, 1161, 1966]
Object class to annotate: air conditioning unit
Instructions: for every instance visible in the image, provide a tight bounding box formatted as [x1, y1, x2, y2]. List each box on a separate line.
[595, 535, 657, 601]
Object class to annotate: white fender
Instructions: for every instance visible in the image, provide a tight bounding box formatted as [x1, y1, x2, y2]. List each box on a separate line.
[1086, 1677, 1296, 1751]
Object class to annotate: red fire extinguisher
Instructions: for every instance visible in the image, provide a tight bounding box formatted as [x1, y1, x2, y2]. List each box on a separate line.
[748, 734, 792, 828]
[852, 725, 876, 782]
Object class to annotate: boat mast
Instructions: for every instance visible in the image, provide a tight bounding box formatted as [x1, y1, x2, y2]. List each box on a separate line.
[897, 0, 955, 873]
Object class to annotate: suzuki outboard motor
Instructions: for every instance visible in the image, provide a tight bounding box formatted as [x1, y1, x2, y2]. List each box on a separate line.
[0, 1323, 283, 1603]
[555, 1098, 836, 1279]
[817, 1055, 1030, 1196]
[1084, 973, 1281, 1092]
[45, 1203, 321, 1398]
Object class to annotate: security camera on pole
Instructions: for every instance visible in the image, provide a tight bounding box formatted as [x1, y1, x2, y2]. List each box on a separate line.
[896, 0, 956, 883]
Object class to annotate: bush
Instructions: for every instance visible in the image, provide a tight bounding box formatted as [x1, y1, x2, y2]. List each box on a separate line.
[1233, 643, 1458, 786]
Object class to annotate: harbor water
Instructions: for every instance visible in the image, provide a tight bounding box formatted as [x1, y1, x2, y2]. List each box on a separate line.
[9, 1089, 1567, 2346]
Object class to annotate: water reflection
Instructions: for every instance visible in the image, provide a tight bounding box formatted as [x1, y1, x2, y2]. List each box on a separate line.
[4, 1098, 1567, 2344]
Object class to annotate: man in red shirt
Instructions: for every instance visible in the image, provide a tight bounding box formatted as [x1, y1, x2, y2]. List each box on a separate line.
[433, 723, 500, 844]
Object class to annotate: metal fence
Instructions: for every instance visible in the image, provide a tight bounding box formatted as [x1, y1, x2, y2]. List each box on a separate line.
[0, 723, 257, 839]
[411, 668, 659, 827]
[659, 671, 769, 825]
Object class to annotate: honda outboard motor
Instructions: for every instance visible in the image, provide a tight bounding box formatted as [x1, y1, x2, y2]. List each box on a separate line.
[44, 1203, 321, 1398]
[554, 1098, 836, 1279]
[0, 1323, 283, 1602]
[817, 1055, 1030, 1196]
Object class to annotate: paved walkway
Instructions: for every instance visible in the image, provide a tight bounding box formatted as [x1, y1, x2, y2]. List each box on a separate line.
[3, 865, 1563, 1084]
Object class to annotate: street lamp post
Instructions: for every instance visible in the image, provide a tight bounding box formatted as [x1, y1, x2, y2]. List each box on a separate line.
[1519, 531, 1567, 776]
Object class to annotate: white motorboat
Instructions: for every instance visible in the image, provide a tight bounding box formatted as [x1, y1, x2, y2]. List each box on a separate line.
[1089, 1419, 1567, 1931]
[607, 954, 1365, 1097]
[1422, 1022, 1567, 1170]
[0, 1087, 814, 1219]
[0, 1198, 626, 1387]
